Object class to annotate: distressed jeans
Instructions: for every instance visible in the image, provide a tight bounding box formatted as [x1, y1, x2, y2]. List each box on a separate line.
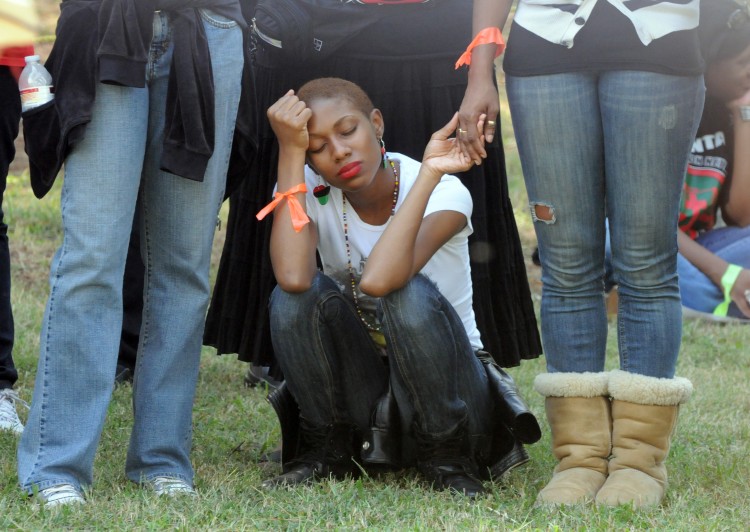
[18, 10, 243, 493]
[269, 273, 493, 452]
[507, 71, 704, 378]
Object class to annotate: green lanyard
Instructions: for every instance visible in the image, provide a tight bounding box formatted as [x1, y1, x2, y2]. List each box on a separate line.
[713, 264, 743, 317]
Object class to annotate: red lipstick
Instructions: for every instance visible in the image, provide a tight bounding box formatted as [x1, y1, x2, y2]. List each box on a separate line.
[337, 161, 362, 179]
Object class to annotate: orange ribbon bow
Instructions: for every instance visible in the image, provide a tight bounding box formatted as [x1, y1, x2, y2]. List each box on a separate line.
[455, 27, 506, 69]
[256, 183, 310, 232]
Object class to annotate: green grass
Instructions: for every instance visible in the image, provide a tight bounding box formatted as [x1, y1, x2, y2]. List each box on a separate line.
[2, 91, 750, 529]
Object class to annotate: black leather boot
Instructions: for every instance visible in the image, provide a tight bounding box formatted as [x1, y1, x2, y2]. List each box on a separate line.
[488, 438, 530, 480]
[415, 425, 485, 498]
[261, 422, 360, 489]
[361, 382, 401, 468]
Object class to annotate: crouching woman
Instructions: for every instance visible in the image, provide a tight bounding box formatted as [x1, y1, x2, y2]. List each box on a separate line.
[257, 77, 538, 497]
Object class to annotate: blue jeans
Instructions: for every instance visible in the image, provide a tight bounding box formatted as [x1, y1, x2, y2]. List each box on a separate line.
[679, 226, 750, 318]
[269, 273, 493, 455]
[18, 11, 243, 493]
[507, 71, 704, 378]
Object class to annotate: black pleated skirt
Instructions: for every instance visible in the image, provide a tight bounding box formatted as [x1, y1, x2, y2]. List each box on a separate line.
[204, 2, 542, 368]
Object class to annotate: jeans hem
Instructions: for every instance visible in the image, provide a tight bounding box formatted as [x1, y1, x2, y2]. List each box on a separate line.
[23, 478, 83, 495]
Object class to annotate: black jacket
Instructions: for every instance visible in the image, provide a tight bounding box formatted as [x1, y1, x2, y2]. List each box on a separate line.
[23, 0, 253, 198]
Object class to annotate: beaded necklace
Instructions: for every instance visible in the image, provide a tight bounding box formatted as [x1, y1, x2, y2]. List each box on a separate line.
[341, 158, 400, 332]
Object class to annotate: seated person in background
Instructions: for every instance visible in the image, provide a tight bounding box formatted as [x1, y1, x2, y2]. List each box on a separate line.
[257, 77, 536, 498]
[604, 0, 750, 321]
[677, 0, 750, 321]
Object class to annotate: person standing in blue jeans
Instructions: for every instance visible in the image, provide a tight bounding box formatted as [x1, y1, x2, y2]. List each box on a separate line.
[17, 1, 245, 508]
[257, 78, 528, 498]
[459, 0, 703, 508]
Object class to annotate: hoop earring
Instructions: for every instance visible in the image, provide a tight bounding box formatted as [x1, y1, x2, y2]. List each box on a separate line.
[313, 172, 331, 205]
[379, 137, 387, 169]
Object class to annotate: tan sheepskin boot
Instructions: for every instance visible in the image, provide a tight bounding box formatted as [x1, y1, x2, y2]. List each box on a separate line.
[534, 372, 611, 506]
[595, 369, 693, 508]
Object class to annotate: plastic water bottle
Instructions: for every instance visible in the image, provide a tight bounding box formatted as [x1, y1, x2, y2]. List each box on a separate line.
[19, 55, 54, 113]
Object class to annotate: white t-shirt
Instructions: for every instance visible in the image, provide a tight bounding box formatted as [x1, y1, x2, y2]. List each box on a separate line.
[303, 152, 482, 350]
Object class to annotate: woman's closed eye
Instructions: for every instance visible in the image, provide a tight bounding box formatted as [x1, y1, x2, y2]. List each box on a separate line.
[308, 127, 357, 154]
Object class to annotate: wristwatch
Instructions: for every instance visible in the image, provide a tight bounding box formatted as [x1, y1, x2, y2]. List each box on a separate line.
[740, 106, 750, 122]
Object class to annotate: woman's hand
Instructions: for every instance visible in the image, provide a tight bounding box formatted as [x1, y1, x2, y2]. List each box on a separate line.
[421, 113, 478, 177]
[267, 90, 313, 153]
[457, 71, 499, 165]
[730, 268, 750, 318]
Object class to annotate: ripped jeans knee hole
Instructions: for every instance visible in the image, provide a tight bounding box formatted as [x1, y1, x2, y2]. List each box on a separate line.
[529, 202, 556, 224]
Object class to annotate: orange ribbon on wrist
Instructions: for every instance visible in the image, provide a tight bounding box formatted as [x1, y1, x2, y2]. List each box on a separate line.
[455, 27, 506, 69]
[256, 183, 310, 233]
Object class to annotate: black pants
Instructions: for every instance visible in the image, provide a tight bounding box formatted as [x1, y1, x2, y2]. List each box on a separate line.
[0, 67, 20, 390]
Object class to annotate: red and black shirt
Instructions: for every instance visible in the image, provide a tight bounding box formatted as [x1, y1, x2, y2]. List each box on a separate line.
[679, 96, 733, 239]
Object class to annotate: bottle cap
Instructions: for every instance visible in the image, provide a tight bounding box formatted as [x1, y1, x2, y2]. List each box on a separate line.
[24, 55, 41, 63]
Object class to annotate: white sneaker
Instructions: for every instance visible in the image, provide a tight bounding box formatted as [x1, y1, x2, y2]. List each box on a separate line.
[149, 476, 196, 497]
[0, 388, 27, 435]
[37, 484, 85, 508]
